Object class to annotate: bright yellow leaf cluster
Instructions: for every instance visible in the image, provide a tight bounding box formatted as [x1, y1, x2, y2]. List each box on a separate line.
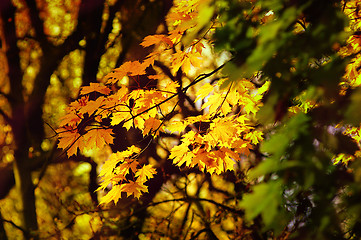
[98, 146, 156, 203]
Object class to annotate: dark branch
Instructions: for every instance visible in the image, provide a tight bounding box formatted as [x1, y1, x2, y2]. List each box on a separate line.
[144, 196, 243, 215]
[26, 0, 48, 45]
[0, 216, 29, 237]
[0, 109, 12, 124]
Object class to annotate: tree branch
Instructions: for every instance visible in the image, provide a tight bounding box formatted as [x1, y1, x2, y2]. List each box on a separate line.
[0, 91, 11, 102]
[26, 0, 48, 45]
[0, 216, 29, 238]
[144, 196, 243, 215]
[0, 109, 12, 124]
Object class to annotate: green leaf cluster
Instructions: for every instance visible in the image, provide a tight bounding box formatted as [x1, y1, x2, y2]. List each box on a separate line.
[213, 0, 361, 238]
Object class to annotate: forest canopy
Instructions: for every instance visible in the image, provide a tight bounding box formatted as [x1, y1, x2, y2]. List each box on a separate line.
[1, 0, 361, 239]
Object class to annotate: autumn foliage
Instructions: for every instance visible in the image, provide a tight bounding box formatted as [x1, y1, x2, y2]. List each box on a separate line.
[54, 0, 361, 238]
[57, 0, 267, 204]
[2, 0, 361, 239]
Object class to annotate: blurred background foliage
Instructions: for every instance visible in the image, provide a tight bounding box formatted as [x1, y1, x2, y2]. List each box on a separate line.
[213, 0, 361, 239]
[1, 0, 361, 239]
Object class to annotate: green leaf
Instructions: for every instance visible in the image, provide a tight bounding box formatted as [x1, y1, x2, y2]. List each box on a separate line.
[239, 180, 283, 227]
[261, 113, 310, 157]
[249, 159, 303, 179]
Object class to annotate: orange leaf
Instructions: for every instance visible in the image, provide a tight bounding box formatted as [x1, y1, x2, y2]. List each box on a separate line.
[120, 180, 148, 199]
[105, 61, 147, 84]
[80, 82, 111, 95]
[79, 96, 105, 116]
[118, 158, 139, 176]
[83, 128, 114, 149]
[141, 34, 173, 47]
[57, 127, 85, 157]
[59, 111, 82, 127]
[143, 117, 162, 136]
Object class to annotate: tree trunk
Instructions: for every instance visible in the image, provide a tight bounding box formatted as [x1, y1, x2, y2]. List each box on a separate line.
[1, 2, 39, 238]
[13, 159, 38, 238]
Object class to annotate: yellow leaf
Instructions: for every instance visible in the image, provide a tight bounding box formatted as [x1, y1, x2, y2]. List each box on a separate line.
[205, 117, 238, 147]
[135, 164, 157, 183]
[59, 111, 82, 127]
[170, 144, 191, 166]
[118, 158, 139, 176]
[105, 61, 147, 84]
[99, 184, 123, 205]
[195, 83, 213, 102]
[166, 120, 188, 133]
[111, 105, 132, 125]
[202, 92, 232, 115]
[244, 130, 264, 145]
[99, 146, 141, 178]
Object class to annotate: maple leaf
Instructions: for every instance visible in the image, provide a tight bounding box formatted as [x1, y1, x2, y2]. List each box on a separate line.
[143, 52, 158, 67]
[194, 41, 205, 54]
[135, 91, 164, 118]
[105, 61, 147, 84]
[97, 177, 113, 192]
[69, 96, 89, 109]
[233, 139, 252, 156]
[240, 97, 258, 115]
[118, 158, 139, 176]
[202, 92, 232, 116]
[178, 151, 196, 167]
[59, 111, 82, 127]
[195, 83, 214, 102]
[236, 115, 249, 124]
[159, 79, 180, 92]
[141, 34, 173, 47]
[218, 147, 238, 172]
[120, 180, 148, 199]
[170, 144, 190, 166]
[99, 146, 141, 178]
[135, 164, 157, 183]
[205, 117, 238, 147]
[83, 128, 114, 150]
[57, 127, 85, 157]
[197, 149, 219, 174]
[78, 96, 105, 116]
[99, 152, 122, 179]
[166, 120, 188, 133]
[80, 82, 111, 95]
[171, 51, 186, 72]
[143, 117, 163, 136]
[124, 116, 145, 131]
[99, 184, 123, 205]
[187, 114, 212, 124]
[244, 130, 264, 145]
